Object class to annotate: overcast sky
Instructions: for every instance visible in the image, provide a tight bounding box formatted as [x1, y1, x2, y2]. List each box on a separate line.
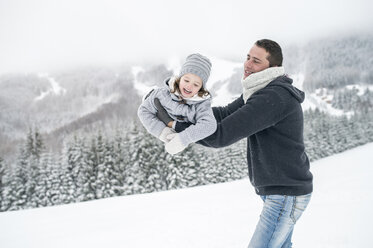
[0, 0, 372, 74]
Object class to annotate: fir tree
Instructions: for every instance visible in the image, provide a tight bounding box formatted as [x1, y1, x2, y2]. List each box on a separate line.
[129, 125, 166, 193]
[76, 135, 101, 201]
[113, 129, 127, 195]
[0, 157, 5, 210]
[33, 127, 44, 160]
[96, 139, 124, 198]
[25, 128, 45, 208]
[58, 153, 77, 205]
[6, 147, 29, 210]
[66, 135, 86, 200]
[47, 158, 65, 205]
[120, 124, 145, 195]
[33, 152, 53, 207]
[94, 132, 107, 199]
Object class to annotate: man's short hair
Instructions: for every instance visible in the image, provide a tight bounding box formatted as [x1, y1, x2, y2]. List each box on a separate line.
[255, 39, 283, 67]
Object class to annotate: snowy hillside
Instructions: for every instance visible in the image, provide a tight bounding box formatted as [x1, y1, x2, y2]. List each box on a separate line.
[292, 73, 339, 113]
[1, 143, 372, 248]
[0, 68, 136, 139]
[291, 73, 373, 117]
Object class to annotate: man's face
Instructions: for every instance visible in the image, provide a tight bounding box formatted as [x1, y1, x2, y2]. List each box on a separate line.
[243, 45, 270, 79]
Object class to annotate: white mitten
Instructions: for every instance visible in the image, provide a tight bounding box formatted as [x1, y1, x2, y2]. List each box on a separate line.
[158, 127, 176, 143]
[165, 133, 187, 155]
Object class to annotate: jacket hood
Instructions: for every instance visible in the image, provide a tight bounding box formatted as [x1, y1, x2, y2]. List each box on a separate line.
[164, 76, 211, 103]
[269, 76, 305, 103]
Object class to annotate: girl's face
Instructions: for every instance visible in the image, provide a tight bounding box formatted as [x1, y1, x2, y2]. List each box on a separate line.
[178, 73, 203, 98]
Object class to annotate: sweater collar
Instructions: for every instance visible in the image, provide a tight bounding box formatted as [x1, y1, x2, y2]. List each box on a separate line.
[242, 67, 285, 103]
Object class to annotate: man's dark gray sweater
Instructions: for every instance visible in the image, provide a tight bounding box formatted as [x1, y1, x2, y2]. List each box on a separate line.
[176, 75, 313, 196]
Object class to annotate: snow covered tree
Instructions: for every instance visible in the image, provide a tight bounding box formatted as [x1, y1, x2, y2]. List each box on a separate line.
[119, 124, 146, 195]
[2, 128, 46, 210]
[4, 147, 30, 210]
[112, 129, 128, 195]
[72, 132, 111, 202]
[0, 157, 5, 210]
[33, 128, 44, 160]
[95, 139, 124, 199]
[0, 157, 4, 185]
[75, 137, 97, 202]
[359, 89, 373, 114]
[33, 152, 54, 207]
[65, 135, 86, 201]
[47, 158, 65, 205]
[57, 154, 77, 205]
[94, 132, 108, 199]
[128, 124, 166, 193]
[24, 128, 46, 208]
[25, 127, 44, 161]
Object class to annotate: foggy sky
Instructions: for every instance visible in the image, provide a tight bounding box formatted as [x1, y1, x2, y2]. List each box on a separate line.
[0, 0, 372, 74]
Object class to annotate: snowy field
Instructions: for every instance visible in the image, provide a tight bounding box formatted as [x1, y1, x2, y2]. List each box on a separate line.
[1, 143, 372, 248]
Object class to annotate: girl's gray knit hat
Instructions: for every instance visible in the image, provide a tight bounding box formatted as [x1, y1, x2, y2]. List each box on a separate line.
[179, 53, 212, 88]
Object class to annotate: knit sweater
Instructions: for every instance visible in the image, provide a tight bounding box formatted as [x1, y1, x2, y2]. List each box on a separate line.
[137, 77, 217, 146]
[176, 75, 313, 196]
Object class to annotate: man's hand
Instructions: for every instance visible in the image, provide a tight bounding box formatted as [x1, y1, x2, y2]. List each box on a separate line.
[154, 98, 173, 127]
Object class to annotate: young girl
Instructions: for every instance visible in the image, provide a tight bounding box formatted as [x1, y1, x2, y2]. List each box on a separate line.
[137, 53, 217, 155]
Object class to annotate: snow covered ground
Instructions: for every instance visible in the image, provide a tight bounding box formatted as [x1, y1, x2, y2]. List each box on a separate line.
[1, 143, 372, 248]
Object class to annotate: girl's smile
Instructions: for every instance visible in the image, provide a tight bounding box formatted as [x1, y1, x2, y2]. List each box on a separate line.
[179, 73, 203, 98]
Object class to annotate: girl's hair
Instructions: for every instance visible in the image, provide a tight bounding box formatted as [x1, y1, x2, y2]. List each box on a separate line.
[171, 77, 210, 98]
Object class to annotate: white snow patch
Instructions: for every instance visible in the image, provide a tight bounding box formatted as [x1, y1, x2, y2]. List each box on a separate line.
[346, 84, 373, 96]
[35, 73, 66, 101]
[309, 91, 347, 116]
[306, 87, 354, 117]
[288, 74, 356, 117]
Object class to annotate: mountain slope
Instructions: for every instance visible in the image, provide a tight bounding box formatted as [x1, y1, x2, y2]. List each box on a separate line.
[1, 143, 372, 248]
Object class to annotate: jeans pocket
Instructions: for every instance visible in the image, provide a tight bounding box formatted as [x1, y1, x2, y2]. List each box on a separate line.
[290, 193, 312, 223]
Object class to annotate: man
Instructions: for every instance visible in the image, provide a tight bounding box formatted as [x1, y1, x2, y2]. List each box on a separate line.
[155, 39, 313, 247]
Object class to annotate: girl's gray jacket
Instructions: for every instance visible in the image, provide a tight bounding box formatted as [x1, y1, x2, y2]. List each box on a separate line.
[137, 77, 217, 146]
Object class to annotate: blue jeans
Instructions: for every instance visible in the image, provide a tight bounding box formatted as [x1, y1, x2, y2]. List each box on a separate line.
[248, 193, 312, 248]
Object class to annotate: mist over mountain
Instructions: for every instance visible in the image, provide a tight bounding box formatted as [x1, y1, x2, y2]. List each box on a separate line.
[283, 33, 373, 90]
[0, 33, 372, 160]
